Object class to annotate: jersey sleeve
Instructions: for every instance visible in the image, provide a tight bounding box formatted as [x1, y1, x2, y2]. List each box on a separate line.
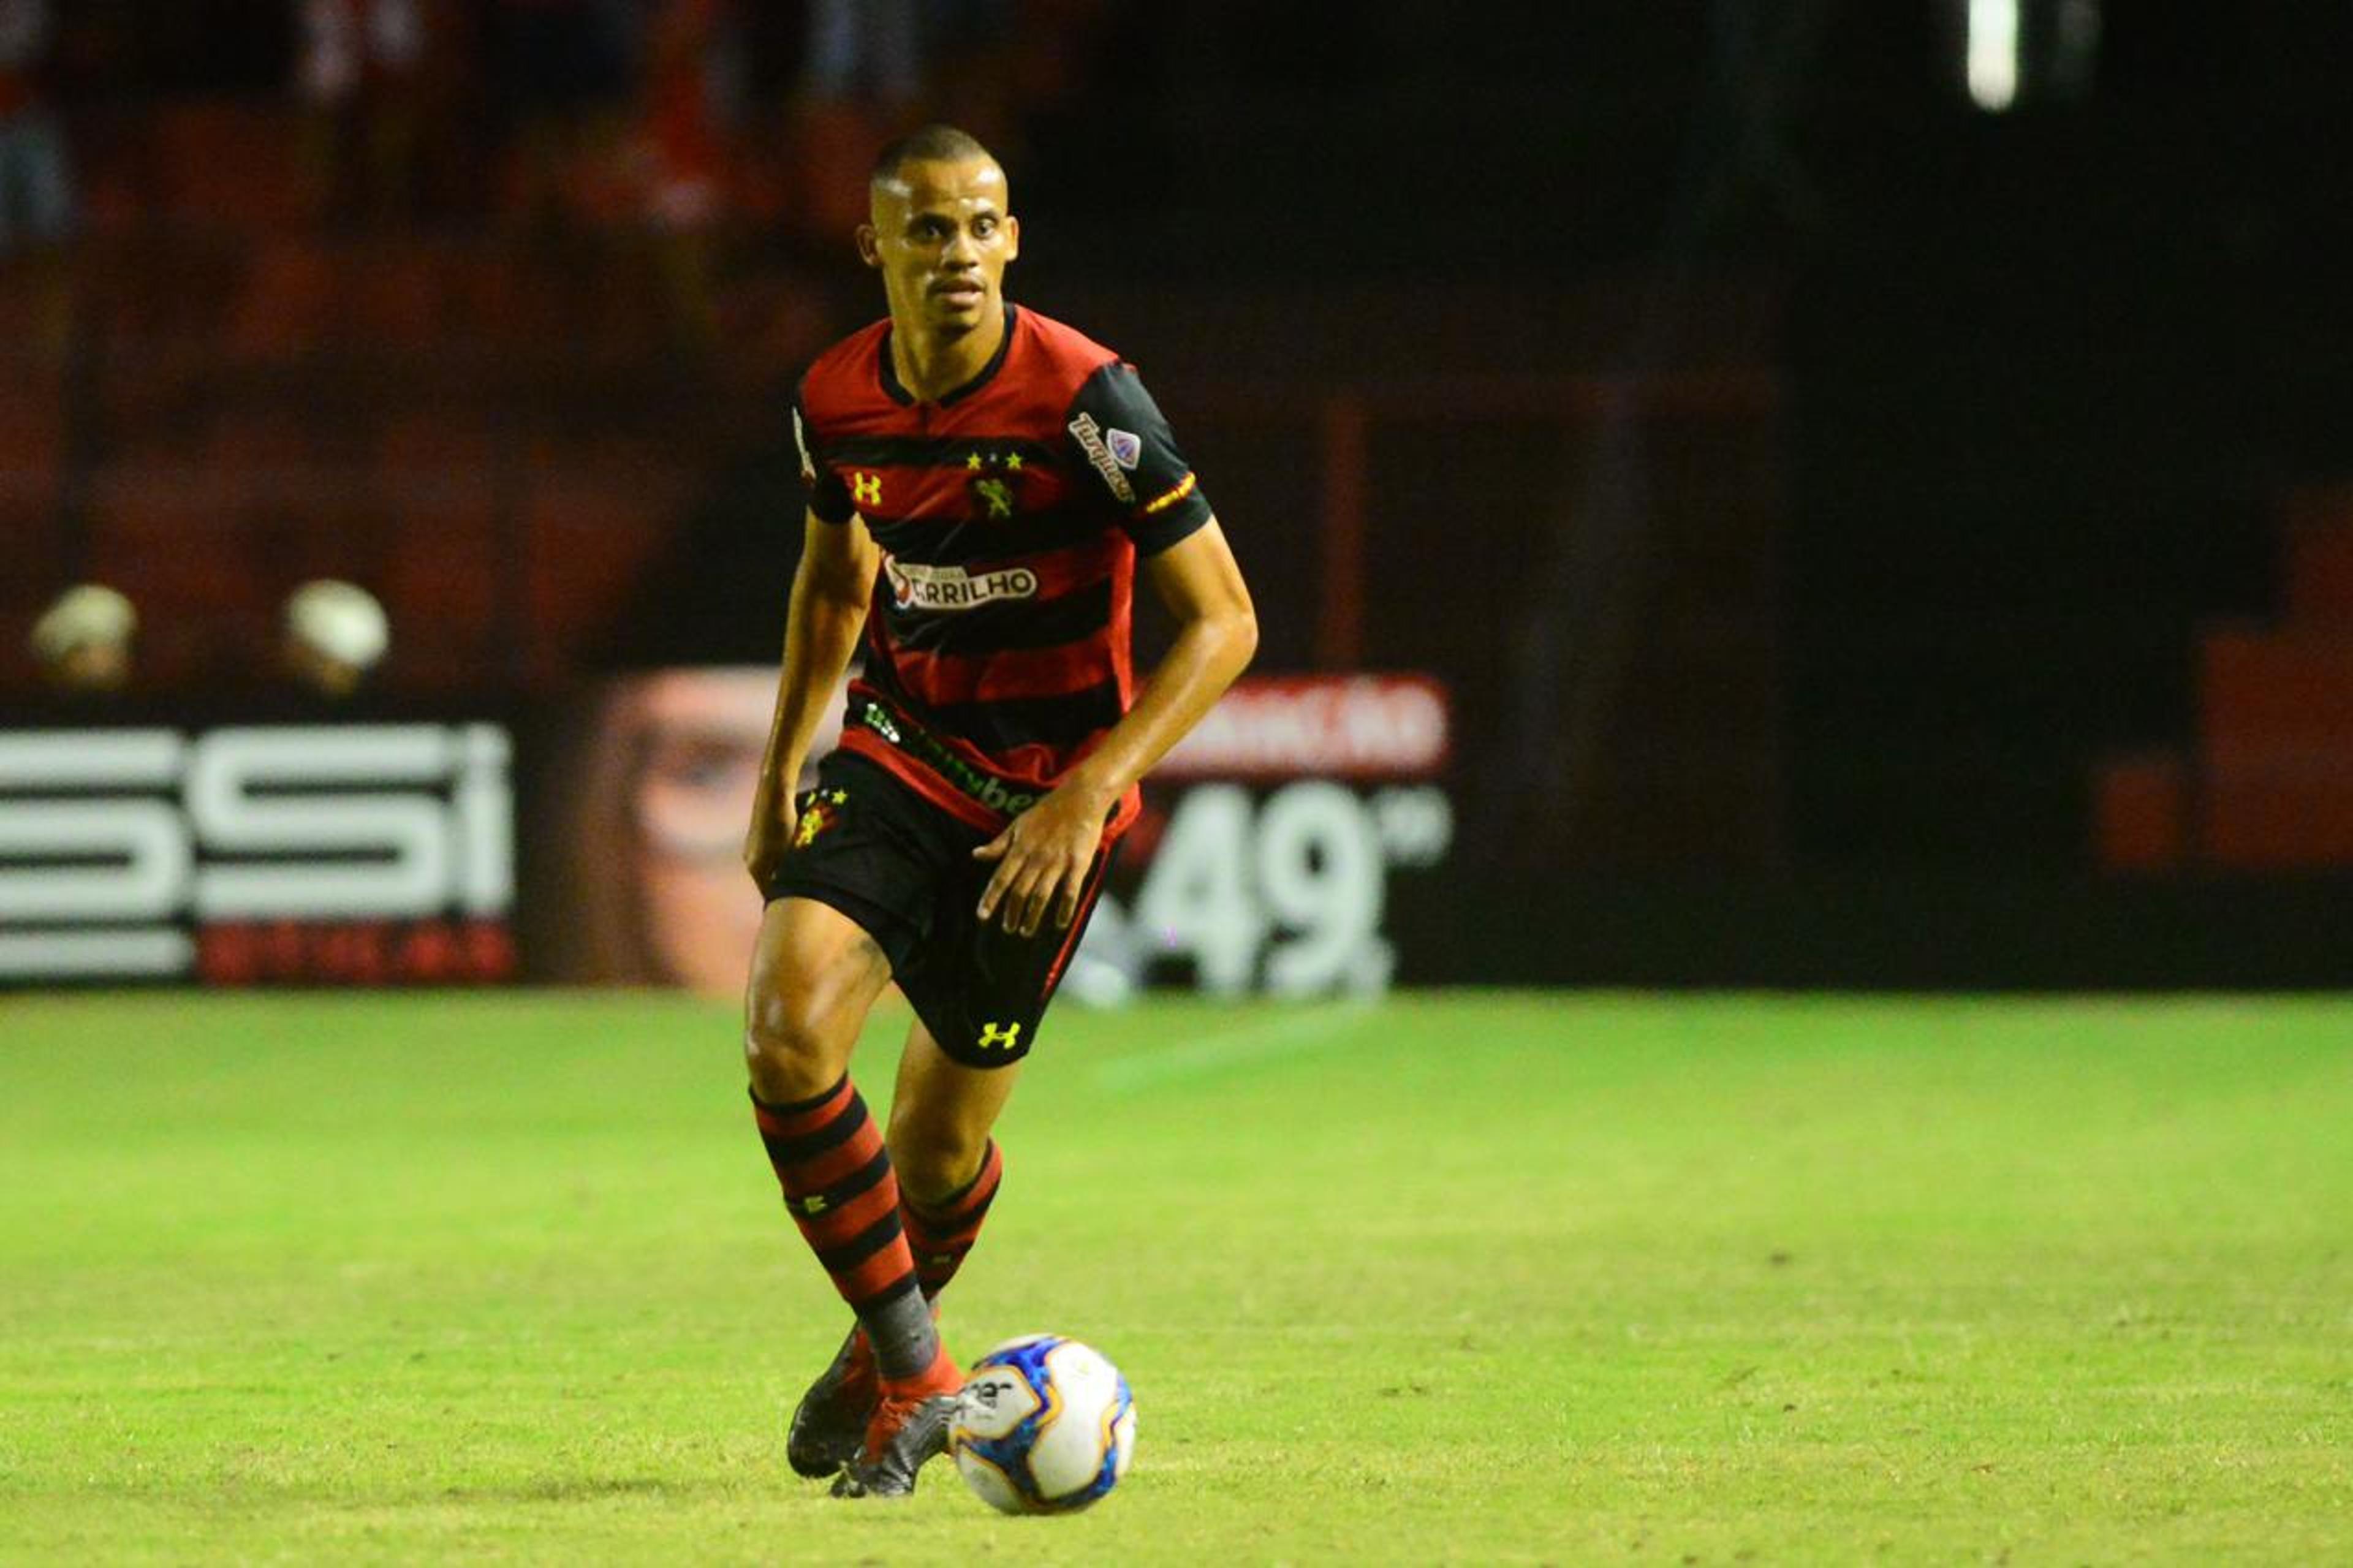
[1063, 362, 1215, 554]
[792, 384, 855, 525]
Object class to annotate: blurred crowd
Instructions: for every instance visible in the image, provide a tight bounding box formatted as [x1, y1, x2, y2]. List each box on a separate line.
[3, 1, 1128, 701]
[2, 0, 1115, 255]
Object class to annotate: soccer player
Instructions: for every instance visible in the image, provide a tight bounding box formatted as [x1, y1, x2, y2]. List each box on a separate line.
[739, 124, 1257, 1498]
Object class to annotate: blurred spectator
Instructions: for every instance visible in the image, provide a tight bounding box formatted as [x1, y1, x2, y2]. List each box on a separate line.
[282, 578, 389, 699]
[295, 0, 431, 225]
[631, 0, 726, 344]
[801, 0, 921, 108]
[785, 0, 926, 241]
[491, 0, 636, 235]
[0, 0, 74, 258]
[29, 584, 135, 694]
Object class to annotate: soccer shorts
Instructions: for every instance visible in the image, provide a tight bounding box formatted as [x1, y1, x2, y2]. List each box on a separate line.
[762, 752, 1115, 1068]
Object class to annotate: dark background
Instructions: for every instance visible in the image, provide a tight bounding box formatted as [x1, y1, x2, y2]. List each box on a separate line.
[6, 1, 2351, 982]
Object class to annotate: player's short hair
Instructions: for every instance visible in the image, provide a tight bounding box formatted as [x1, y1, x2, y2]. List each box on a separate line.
[871, 124, 999, 189]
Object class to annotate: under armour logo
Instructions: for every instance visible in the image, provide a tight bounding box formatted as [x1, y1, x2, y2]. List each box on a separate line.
[850, 472, 883, 508]
[976, 1022, 1022, 1052]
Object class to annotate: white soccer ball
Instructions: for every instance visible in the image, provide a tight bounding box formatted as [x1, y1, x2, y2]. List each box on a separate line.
[949, 1334, 1136, 1514]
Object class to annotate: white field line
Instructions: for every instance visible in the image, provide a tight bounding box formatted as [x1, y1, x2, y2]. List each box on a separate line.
[1093, 1004, 1374, 1094]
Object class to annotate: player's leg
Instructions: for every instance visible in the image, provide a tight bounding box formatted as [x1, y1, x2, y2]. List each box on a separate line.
[889, 1017, 1021, 1298]
[743, 896, 960, 1490]
[783, 1014, 1015, 1483]
[868, 835, 1113, 1322]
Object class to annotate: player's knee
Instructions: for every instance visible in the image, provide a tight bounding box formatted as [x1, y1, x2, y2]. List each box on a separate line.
[742, 985, 849, 1098]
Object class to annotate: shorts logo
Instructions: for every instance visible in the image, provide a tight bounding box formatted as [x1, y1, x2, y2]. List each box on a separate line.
[793, 789, 847, 848]
[1105, 428, 1142, 470]
[975, 1021, 1023, 1052]
[885, 556, 1039, 613]
[1066, 412, 1136, 505]
[849, 471, 884, 509]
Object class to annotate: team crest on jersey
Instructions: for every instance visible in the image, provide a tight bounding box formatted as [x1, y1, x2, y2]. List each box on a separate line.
[1105, 428, 1142, 470]
[885, 556, 1040, 612]
[971, 473, 1017, 520]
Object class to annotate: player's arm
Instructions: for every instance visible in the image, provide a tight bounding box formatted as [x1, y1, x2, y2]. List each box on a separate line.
[974, 519, 1257, 935]
[745, 506, 881, 890]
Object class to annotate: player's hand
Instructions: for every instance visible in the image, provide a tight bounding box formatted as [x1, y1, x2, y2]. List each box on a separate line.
[743, 786, 797, 894]
[972, 783, 1110, 938]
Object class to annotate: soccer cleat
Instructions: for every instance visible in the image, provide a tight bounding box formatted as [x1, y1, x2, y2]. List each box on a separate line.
[829, 1349, 964, 1499]
[787, 1325, 877, 1479]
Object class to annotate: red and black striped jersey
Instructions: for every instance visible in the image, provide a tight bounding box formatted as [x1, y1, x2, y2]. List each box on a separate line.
[792, 303, 1215, 839]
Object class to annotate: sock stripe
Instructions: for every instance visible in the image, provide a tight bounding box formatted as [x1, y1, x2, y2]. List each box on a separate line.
[795, 1175, 901, 1248]
[903, 1141, 1004, 1297]
[910, 1140, 1003, 1227]
[839, 1251, 922, 1309]
[858, 1268, 924, 1319]
[781, 1121, 891, 1195]
[753, 1076, 927, 1319]
[749, 1076, 852, 1132]
[815, 1209, 907, 1276]
[757, 1107, 868, 1170]
[781, 1143, 895, 1221]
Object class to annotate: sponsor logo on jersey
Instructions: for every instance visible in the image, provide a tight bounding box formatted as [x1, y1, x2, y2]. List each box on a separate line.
[884, 556, 1040, 613]
[1066, 412, 1136, 505]
[855, 701, 1040, 816]
[1105, 428, 1142, 470]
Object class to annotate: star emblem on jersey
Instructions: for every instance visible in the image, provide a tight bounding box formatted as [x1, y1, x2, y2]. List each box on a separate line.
[966, 451, 1026, 521]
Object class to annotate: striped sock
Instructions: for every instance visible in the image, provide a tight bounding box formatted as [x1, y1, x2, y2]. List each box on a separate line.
[903, 1139, 1005, 1299]
[751, 1077, 937, 1379]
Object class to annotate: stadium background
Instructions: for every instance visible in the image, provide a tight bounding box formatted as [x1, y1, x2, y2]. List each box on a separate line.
[4, 0, 2352, 990]
[6, 7, 2352, 1561]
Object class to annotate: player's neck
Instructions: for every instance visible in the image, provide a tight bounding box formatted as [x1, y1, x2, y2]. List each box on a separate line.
[889, 306, 1007, 404]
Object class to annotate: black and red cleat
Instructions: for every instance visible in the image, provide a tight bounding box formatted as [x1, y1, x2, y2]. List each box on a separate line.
[787, 1325, 877, 1479]
[828, 1346, 963, 1499]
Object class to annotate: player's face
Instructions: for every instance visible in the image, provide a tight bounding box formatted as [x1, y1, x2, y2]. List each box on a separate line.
[860, 156, 1019, 336]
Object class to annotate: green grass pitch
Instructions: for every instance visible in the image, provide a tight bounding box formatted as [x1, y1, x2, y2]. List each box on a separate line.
[3, 990, 2349, 1562]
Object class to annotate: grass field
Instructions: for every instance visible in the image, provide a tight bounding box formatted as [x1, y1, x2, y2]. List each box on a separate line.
[2, 990, 2349, 1563]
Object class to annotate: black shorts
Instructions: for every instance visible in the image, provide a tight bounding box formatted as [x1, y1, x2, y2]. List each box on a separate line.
[762, 752, 1114, 1068]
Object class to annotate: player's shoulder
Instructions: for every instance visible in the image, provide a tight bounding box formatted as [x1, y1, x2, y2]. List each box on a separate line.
[799, 319, 893, 418]
[1008, 305, 1125, 398]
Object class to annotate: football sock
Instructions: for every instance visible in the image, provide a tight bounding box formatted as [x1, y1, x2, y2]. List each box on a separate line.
[902, 1138, 1004, 1299]
[751, 1077, 939, 1380]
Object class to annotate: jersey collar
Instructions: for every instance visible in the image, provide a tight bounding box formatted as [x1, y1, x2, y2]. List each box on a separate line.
[879, 303, 1019, 407]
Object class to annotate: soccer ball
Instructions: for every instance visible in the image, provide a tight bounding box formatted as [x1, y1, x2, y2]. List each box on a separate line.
[949, 1334, 1136, 1514]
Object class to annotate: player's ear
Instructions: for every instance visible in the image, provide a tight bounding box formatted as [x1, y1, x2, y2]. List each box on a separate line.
[1003, 214, 1019, 263]
[855, 224, 882, 268]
